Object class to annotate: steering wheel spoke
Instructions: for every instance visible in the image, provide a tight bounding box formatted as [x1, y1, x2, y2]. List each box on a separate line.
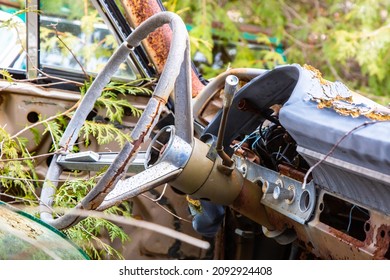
[98, 161, 181, 210]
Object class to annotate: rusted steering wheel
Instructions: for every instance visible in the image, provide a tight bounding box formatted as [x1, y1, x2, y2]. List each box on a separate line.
[40, 12, 194, 230]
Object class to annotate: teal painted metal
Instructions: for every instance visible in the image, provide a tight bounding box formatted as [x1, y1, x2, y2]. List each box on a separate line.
[0, 202, 88, 260]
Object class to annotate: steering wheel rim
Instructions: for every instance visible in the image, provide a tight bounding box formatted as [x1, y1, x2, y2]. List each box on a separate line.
[39, 12, 193, 230]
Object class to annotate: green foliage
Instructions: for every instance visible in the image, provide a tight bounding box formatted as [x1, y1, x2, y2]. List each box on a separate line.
[79, 78, 152, 125]
[187, 0, 215, 64]
[166, 0, 390, 104]
[165, 0, 285, 78]
[58, 80, 151, 258]
[0, 128, 37, 202]
[0, 78, 151, 259]
[40, 0, 87, 20]
[78, 78, 153, 147]
[81, 121, 131, 147]
[95, 81, 152, 123]
[55, 174, 131, 260]
[0, 70, 13, 82]
[65, 216, 129, 260]
[42, 118, 65, 152]
[39, 1, 119, 75]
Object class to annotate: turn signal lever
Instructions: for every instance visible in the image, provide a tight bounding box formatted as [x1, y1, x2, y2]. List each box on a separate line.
[215, 75, 239, 168]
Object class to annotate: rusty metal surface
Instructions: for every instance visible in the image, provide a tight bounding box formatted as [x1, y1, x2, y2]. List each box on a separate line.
[263, 190, 390, 259]
[278, 164, 306, 183]
[0, 0, 21, 8]
[120, 0, 204, 97]
[231, 179, 274, 230]
[121, 0, 170, 73]
[372, 214, 390, 259]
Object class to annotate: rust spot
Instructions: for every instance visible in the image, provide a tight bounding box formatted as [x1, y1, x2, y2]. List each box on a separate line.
[91, 100, 164, 209]
[373, 224, 390, 259]
[231, 178, 274, 229]
[120, 0, 204, 97]
[233, 143, 260, 164]
[304, 63, 390, 121]
[328, 226, 365, 248]
[303, 64, 329, 85]
[315, 98, 390, 121]
[278, 164, 306, 182]
[264, 208, 291, 232]
[364, 221, 375, 246]
[121, 0, 171, 73]
[0, 207, 44, 239]
[191, 70, 205, 98]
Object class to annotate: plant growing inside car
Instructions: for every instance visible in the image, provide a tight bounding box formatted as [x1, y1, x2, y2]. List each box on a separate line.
[0, 3, 155, 260]
[0, 74, 152, 259]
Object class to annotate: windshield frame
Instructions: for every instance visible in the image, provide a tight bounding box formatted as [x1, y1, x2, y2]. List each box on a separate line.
[1, 0, 152, 87]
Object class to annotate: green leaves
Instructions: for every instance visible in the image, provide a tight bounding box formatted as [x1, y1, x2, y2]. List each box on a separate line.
[329, 30, 359, 62]
[95, 81, 152, 123]
[188, 0, 215, 64]
[0, 77, 151, 260]
[0, 128, 37, 201]
[55, 173, 131, 260]
[167, 0, 390, 104]
[64, 215, 130, 260]
[42, 118, 64, 152]
[0, 70, 13, 83]
[166, 0, 287, 78]
[81, 121, 131, 147]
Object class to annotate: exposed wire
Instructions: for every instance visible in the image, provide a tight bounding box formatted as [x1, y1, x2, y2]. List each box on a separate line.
[271, 152, 292, 164]
[272, 143, 291, 164]
[346, 204, 370, 233]
[233, 130, 258, 151]
[264, 132, 284, 147]
[251, 133, 263, 150]
[302, 121, 381, 189]
[146, 183, 168, 202]
[141, 194, 191, 223]
[346, 205, 356, 233]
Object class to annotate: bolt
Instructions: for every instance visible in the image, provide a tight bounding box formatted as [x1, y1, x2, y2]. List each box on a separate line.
[273, 186, 294, 201]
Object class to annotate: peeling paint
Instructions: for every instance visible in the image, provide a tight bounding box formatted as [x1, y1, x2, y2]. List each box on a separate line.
[304, 64, 390, 121]
[0, 208, 43, 239]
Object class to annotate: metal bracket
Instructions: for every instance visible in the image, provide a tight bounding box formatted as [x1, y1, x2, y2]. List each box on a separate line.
[57, 151, 147, 173]
[234, 156, 316, 224]
[26, 0, 39, 79]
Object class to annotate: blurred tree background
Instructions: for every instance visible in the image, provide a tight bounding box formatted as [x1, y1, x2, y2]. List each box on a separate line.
[2, 0, 388, 102]
[164, 0, 390, 105]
